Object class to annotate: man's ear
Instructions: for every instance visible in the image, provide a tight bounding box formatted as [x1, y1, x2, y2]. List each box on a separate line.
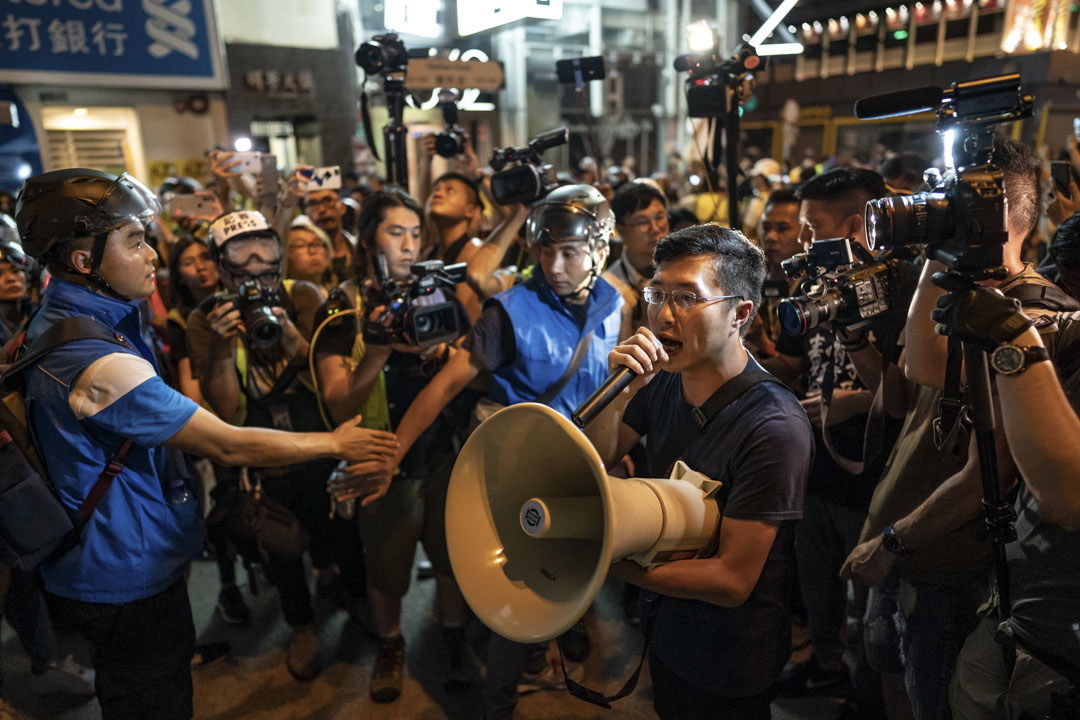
[734, 300, 754, 332]
[69, 247, 93, 275]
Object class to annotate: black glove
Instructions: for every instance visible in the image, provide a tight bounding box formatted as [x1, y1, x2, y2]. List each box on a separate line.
[930, 275, 1034, 350]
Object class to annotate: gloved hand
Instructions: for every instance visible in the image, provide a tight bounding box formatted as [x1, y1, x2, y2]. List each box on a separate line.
[930, 272, 1034, 350]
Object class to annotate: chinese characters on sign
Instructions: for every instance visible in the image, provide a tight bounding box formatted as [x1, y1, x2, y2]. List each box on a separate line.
[244, 70, 316, 96]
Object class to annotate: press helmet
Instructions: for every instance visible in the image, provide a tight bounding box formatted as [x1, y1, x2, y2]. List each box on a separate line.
[208, 210, 278, 266]
[525, 184, 615, 252]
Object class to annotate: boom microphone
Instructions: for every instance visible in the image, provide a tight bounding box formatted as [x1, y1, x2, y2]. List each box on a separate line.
[854, 85, 945, 120]
[572, 366, 636, 428]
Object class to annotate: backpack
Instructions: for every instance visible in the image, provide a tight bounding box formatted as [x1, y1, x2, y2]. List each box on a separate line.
[0, 316, 133, 571]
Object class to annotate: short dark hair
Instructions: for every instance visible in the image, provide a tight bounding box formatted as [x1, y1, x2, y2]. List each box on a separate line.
[353, 189, 425, 279]
[991, 134, 1042, 239]
[432, 172, 482, 209]
[879, 152, 927, 187]
[795, 168, 887, 224]
[653, 223, 764, 337]
[764, 186, 799, 209]
[667, 207, 698, 231]
[44, 234, 94, 276]
[611, 182, 667, 225]
[168, 236, 211, 311]
[1051, 211, 1080, 268]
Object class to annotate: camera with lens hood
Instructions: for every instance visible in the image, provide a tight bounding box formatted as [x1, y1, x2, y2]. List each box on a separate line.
[490, 128, 569, 205]
[778, 238, 915, 337]
[217, 281, 284, 349]
[434, 92, 466, 159]
[363, 257, 471, 350]
[355, 33, 408, 76]
[857, 74, 1033, 274]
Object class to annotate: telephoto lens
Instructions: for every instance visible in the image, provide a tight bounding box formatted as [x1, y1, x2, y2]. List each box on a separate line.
[777, 291, 844, 337]
[864, 193, 951, 251]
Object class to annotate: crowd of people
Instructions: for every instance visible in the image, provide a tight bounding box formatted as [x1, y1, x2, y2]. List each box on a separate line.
[1, 123, 1080, 720]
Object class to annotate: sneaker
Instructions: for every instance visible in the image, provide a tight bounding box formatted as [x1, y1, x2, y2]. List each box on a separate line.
[216, 585, 251, 627]
[516, 656, 584, 695]
[776, 654, 850, 697]
[32, 655, 95, 696]
[559, 625, 591, 663]
[442, 626, 472, 694]
[286, 625, 321, 681]
[370, 635, 406, 703]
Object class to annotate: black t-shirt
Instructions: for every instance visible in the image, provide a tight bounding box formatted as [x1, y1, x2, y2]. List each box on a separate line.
[622, 355, 813, 696]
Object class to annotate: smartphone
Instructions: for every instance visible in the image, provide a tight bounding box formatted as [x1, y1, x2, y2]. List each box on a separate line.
[260, 154, 279, 191]
[306, 165, 342, 192]
[1051, 160, 1072, 196]
[165, 191, 222, 220]
[229, 151, 262, 174]
[1073, 117, 1080, 143]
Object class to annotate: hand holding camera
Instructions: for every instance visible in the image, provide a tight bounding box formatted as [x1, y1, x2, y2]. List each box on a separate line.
[929, 274, 1034, 351]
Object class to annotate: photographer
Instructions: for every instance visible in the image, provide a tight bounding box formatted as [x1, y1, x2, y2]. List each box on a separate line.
[313, 189, 469, 703]
[13, 170, 396, 718]
[842, 136, 1069, 720]
[185, 210, 366, 681]
[332, 184, 625, 719]
[586, 223, 812, 719]
[424, 171, 486, 319]
[928, 288, 1080, 718]
[303, 178, 356, 284]
[775, 168, 902, 704]
[1038, 211, 1080, 302]
[746, 188, 804, 363]
[0, 220, 34, 345]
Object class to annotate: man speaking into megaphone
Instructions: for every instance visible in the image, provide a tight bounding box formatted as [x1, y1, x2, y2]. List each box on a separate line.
[585, 223, 813, 719]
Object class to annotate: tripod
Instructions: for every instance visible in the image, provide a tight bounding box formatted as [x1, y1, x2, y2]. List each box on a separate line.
[382, 73, 409, 192]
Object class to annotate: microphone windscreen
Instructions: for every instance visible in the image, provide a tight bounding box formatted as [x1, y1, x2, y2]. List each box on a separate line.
[854, 86, 944, 120]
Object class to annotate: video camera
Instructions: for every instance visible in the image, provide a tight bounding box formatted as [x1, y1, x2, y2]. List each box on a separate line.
[216, 281, 283, 349]
[673, 44, 760, 119]
[434, 91, 466, 159]
[355, 33, 408, 76]
[777, 238, 914, 337]
[490, 128, 569, 205]
[857, 74, 1034, 274]
[363, 256, 470, 350]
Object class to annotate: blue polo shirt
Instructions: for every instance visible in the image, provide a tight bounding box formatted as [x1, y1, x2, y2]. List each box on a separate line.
[25, 279, 202, 603]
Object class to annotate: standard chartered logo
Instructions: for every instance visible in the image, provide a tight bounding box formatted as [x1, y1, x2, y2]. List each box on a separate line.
[143, 0, 198, 60]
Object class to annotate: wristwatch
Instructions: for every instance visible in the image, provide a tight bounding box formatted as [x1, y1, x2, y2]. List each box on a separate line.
[882, 525, 907, 556]
[989, 344, 1050, 377]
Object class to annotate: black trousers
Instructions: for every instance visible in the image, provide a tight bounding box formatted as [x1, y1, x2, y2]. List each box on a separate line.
[650, 652, 774, 720]
[46, 578, 195, 720]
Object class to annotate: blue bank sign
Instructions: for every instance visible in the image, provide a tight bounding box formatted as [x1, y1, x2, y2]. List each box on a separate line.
[0, 0, 225, 88]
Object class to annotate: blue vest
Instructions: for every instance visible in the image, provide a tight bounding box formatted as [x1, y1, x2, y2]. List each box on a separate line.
[489, 269, 623, 419]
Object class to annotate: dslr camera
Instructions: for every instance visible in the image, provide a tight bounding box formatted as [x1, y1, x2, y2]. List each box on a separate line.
[355, 33, 408, 76]
[777, 238, 913, 337]
[434, 92, 466, 159]
[217, 281, 283, 349]
[673, 44, 760, 118]
[858, 74, 1033, 273]
[363, 257, 471, 350]
[490, 127, 569, 205]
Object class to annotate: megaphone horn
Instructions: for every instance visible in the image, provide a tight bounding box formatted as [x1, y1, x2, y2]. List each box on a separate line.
[446, 402, 723, 644]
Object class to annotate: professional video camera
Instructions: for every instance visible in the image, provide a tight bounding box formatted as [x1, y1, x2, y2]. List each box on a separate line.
[489, 128, 569, 205]
[355, 33, 408, 75]
[216, 280, 283, 349]
[777, 238, 914, 337]
[434, 91, 466, 159]
[363, 256, 470, 350]
[857, 74, 1033, 274]
[673, 44, 760, 119]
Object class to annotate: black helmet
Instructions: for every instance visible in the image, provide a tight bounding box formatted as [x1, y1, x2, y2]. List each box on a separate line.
[526, 184, 615, 251]
[0, 239, 33, 275]
[157, 176, 204, 205]
[15, 168, 160, 261]
[0, 214, 17, 246]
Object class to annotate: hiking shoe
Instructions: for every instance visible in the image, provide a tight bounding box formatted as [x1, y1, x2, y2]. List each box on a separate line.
[32, 655, 95, 696]
[216, 585, 251, 627]
[286, 625, 321, 681]
[442, 626, 472, 694]
[370, 635, 406, 703]
[776, 654, 850, 697]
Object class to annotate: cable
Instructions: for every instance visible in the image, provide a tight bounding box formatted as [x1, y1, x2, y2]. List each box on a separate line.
[307, 307, 367, 430]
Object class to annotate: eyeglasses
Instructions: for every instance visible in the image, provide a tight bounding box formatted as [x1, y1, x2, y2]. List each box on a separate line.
[624, 213, 668, 232]
[642, 287, 742, 312]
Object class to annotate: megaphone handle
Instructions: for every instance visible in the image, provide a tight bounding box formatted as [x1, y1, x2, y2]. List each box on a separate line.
[572, 366, 636, 428]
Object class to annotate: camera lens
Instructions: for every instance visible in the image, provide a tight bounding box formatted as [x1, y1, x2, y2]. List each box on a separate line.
[246, 306, 283, 348]
[777, 291, 844, 336]
[865, 198, 893, 252]
[355, 42, 384, 74]
[434, 132, 463, 159]
[491, 166, 542, 205]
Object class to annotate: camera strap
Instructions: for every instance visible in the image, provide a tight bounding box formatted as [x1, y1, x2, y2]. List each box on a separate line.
[934, 336, 970, 454]
[536, 331, 594, 406]
[360, 88, 381, 162]
[818, 353, 867, 476]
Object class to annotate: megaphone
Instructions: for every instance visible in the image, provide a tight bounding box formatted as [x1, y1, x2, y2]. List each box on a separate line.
[446, 402, 723, 644]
